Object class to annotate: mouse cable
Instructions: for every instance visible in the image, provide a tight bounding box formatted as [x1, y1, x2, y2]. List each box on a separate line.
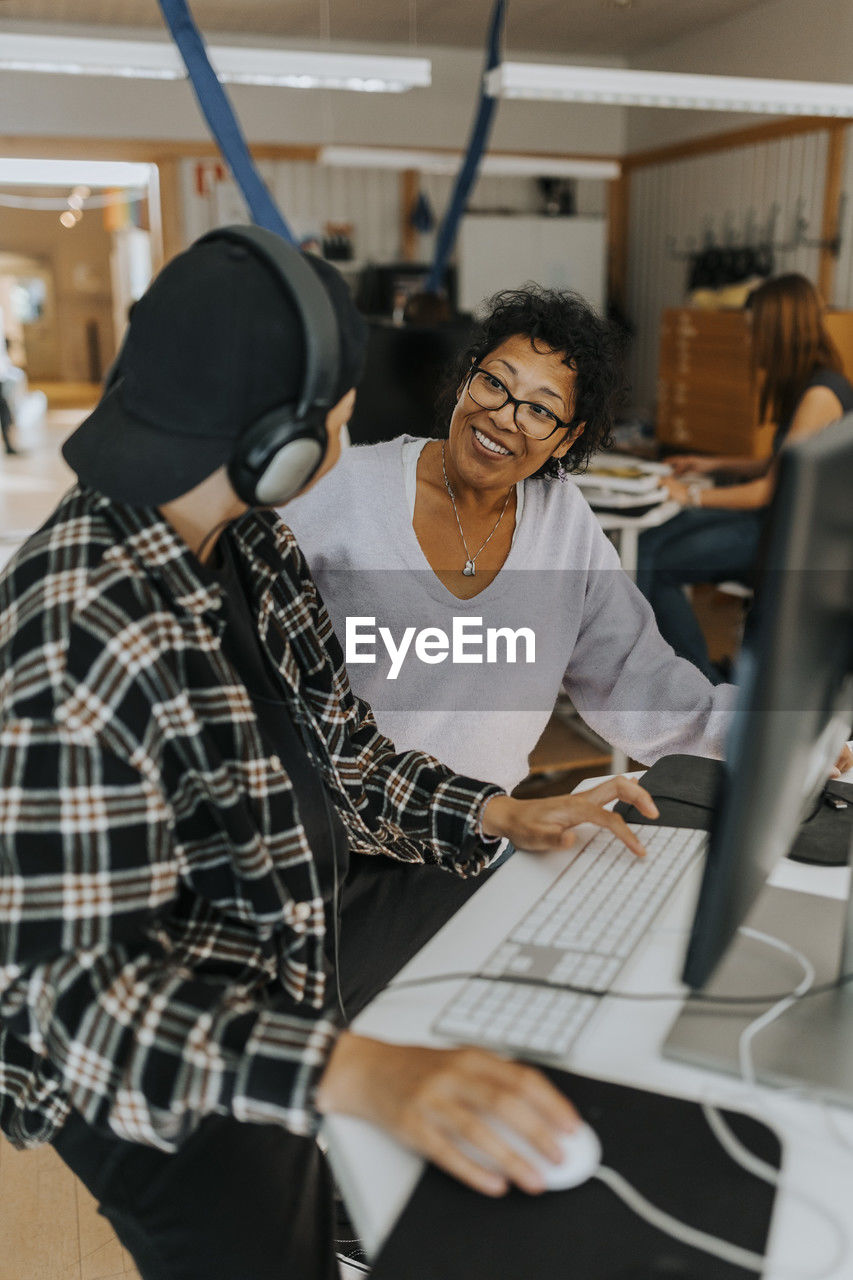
[334, 1253, 370, 1276]
[386, 964, 853, 1007]
[600, 928, 845, 1276]
[697, 929, 849, 1273]
[594, 1158, 845, 1279]
[736, 928, 816, 1087]
[700, 1103, 848, 1279]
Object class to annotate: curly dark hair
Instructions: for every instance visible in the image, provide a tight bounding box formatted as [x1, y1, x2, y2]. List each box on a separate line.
[436, 285, 624, 478]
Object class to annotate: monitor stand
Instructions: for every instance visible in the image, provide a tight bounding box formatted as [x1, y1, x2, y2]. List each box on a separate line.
[664, 882, 853, 1109]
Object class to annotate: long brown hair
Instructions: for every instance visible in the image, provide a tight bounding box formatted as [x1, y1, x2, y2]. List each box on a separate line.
[748, 274, 843, 427]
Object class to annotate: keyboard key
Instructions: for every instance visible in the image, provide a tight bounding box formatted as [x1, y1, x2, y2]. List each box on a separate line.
[432, 826, 706, 1057]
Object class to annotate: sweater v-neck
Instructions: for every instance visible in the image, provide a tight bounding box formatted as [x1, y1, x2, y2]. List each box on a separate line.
[383, 435, 529, 608]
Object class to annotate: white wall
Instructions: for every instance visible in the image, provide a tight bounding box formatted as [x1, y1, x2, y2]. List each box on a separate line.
[0, 28, 627, 157]
[625, 0, 853, 154]
[179, 156, 600, 277]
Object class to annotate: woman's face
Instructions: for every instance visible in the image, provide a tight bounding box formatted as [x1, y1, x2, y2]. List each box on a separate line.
[446, 334, 583, 490]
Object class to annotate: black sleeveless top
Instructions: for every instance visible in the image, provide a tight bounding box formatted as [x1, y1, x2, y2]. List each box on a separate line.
[772, 367, 853, 454]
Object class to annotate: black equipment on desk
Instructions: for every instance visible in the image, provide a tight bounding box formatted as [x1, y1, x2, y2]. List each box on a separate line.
[355, 263, 456, 318]
[347, 317, 475, 445]
[615, 753, 853, 866]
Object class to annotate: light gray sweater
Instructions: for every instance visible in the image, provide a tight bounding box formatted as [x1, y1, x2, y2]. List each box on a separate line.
[283, 436, 735, 793]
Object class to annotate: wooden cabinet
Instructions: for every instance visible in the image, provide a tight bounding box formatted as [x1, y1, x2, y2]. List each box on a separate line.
[656, 307, 853, 457]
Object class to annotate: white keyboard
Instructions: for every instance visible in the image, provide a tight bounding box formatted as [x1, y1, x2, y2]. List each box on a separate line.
[432, 824, 706, 1060]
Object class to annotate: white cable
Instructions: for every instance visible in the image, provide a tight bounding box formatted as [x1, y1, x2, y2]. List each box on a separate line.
[596, 1160, 845, 1279]
[702, 1103, 849, 1277]
[594, 1165, 768, 1273]
[702, 1100, 781, 1185]
[591, 929, 846, 1277]
[737, 927, 816, 1086]
[688, 928, 848, 1276]
[336, 1253, 371, 1276]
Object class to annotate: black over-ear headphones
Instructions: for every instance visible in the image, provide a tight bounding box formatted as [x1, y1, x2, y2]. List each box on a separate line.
[196, 224, 341, 506]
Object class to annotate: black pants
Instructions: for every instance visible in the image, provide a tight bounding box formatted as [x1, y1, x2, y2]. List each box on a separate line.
[51, 853, 494, 1279]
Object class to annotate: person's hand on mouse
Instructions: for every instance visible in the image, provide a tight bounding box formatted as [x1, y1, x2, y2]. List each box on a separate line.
[480, 776, 659, 858]
[316, 1035, 579, 1195]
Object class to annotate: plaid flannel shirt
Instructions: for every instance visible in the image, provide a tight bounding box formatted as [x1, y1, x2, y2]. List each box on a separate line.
[0, 487, 502, 1151]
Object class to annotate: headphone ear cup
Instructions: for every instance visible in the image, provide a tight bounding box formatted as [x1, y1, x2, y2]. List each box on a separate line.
[253, 436, 325, 505]
[229, 406, 327, 506]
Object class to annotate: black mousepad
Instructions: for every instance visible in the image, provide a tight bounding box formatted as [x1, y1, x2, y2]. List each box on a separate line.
[614, 753, 851, 866]
[370, 1068, 781, 1280]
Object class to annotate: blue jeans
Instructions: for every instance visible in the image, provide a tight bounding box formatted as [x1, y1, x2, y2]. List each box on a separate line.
[636, 507, 765, 682]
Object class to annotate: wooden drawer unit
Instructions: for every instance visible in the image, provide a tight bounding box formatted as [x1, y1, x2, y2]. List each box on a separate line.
[656, 307, 853, 458]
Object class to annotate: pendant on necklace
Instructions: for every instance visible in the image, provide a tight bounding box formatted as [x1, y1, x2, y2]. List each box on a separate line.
[463, 559, 476, 577]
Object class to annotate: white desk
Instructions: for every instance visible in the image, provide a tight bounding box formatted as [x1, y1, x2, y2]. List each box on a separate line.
[591, 498, 681, 772]
[323, 789, 853, 1275]
[594, 498, 680, 580]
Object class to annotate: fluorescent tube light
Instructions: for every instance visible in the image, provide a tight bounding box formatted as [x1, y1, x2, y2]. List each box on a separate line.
[319, 146, 620, 179]
[486, 63, 853, 117]
[0, 158, 153, 188]
[0, 32, 431, 93]
[481, 155, 619, 178]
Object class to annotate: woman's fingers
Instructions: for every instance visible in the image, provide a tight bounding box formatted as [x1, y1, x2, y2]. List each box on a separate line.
[583, 775, 659, 819]
[574, 804, 648, 857]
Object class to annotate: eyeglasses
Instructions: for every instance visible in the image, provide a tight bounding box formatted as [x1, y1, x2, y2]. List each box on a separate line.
[466, 367, 570, 441]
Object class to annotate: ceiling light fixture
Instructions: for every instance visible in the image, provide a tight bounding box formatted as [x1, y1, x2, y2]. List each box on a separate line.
[486, 62, 853, 116]
[0, 158, 153, 188]
[0, 32, 431, 93]
[319, 146, 620, 179]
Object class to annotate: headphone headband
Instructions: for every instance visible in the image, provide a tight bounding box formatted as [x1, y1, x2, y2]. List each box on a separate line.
[197, 224, 341, 419]
[193, 224, 343, 506]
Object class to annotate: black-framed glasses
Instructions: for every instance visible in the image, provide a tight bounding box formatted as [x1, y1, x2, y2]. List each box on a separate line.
[466, 367, 570, 441]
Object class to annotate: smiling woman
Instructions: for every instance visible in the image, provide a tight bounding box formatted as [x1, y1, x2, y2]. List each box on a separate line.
[283, 286, 736, 795]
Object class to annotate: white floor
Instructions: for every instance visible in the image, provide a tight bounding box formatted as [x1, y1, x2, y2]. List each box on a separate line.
[0, 406, 86, 568]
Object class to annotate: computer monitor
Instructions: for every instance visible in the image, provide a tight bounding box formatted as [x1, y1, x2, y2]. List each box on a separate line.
[347, 317, 476, 445]
[665, 413, 853, 1106]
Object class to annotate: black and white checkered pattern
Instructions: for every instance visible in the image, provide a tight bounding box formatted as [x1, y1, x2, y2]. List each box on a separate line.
[0, 488, 502, 1151]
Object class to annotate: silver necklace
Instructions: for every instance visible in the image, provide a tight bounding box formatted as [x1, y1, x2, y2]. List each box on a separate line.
[441, 442, 512, 576]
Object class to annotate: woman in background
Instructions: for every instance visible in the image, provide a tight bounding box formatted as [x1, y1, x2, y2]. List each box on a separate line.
[637, 273, 853, 683]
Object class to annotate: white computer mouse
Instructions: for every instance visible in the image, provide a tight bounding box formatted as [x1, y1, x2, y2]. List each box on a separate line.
[481, 1120, 602, 1191]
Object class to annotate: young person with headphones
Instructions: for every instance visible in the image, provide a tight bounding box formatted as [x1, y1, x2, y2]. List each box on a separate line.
[0, 226, 657, 1279]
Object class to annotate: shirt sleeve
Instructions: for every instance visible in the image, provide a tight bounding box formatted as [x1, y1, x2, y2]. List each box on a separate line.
[285, 543, 505, 875]
[340, 687, 505, 875]
[0, 718, 339, 1152]
[562, 533, 736, 766]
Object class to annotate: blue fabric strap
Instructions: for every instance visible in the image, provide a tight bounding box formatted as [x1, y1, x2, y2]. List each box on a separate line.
[157, 0, 295, 243]
[425, 0, 506, 293]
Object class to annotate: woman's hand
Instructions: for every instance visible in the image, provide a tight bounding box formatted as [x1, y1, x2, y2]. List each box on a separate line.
[480, 776, 659, 858]
[667, 454, 717, 477]
[316, 1034, 580, 1196]
[660, 475, 692, 505]
[832, 743, 853, 777]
